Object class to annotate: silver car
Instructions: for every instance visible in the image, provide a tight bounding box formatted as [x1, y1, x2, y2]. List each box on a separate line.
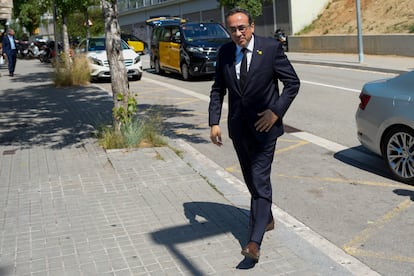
[355, 70, 414, 184]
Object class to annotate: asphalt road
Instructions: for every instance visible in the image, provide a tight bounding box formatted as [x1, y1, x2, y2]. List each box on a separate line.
[95, 55, 414, 275]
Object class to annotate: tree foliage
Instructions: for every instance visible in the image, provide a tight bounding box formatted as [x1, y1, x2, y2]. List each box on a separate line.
[67, 7, 104, 40]
[13, 0, 45, 35]
[217, 0, 269, 19]
[13, 0, 101, 40]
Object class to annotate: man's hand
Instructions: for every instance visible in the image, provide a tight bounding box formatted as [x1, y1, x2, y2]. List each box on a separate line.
[210, 125, 223, 146]
[255, 109, 279, 132]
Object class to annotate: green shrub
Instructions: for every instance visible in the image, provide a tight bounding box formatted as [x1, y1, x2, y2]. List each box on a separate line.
[97, 114, 166, 149]
[121, 120, 144, 147]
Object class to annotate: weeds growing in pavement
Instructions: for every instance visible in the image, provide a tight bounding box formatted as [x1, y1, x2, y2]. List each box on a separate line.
[97, 113, 166, 149]
[53, 54, 90, 87]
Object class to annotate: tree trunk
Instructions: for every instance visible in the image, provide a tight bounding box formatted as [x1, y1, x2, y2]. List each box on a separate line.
[101, 0, 130, 132]
[62, 15, 70, 55]
[84, 8, 91, 39]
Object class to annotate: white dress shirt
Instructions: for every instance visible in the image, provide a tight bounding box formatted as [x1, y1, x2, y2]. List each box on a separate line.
[8, 35, 16, 50]
[236, 35, 254, 80]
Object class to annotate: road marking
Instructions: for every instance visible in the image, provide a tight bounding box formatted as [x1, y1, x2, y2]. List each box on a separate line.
[343, 199, 414, 262]
[143, 77, 229, 109]
[301, 80, 361, 93]
[291, 131, 347, 152]
[276, 139, 310, 154]
[175, 98, 201, 106]
[275, 173, 414, 190]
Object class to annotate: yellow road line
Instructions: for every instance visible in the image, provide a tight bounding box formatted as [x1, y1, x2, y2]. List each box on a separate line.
[276, 140, 310, 154]
[343, 248, 414, 263]
[275, 174, 414, 190]
[175, 98, 201, 106]
[343, 199, 414, 262]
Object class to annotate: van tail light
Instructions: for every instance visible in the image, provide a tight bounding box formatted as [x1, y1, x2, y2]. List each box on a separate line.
[359, 92, 371, 110]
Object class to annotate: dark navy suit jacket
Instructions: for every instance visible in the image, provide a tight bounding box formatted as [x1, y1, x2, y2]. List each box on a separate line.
[209, 35, 300, 143]
[2, 34, 15, 55]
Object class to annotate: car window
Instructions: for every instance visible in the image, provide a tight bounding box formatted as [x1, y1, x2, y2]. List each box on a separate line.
[128, 34, 141, 41]
[78, 40, 87, 52]
[121, 40, 130, 50]
[152, 28, 161, 43]
[87, 38, 130, 51]
[182, 23, 229, 41]
[89, 38, 105, 51]
[163, 29, 172, 41]
[171, 28, 180, 39]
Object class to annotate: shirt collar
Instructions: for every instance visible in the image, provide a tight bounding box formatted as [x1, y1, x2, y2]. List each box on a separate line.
[237, 34, 255, 53]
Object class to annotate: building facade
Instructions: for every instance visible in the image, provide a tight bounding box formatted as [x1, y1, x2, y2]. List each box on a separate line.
[0, 0, 13, 30]
[118, 0, 295, 46]
[118, 0, 330, 46]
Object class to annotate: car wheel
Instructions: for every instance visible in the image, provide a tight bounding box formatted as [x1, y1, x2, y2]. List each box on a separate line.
[382, 126, 414, 184]
[133, 74, 142, 81]
[181, 63, 191, 81]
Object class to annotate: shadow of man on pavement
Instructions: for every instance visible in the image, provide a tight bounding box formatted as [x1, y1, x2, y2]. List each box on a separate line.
[151, 201, 251, 274]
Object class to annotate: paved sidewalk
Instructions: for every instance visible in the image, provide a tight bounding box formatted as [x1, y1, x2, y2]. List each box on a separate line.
[0, 53, 404, 275]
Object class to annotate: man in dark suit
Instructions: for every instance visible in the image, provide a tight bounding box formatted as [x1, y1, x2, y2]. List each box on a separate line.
[2, 28, 17, 76]
[208, 8, 300, 266]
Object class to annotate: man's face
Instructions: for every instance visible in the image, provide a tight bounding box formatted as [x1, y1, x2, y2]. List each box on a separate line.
[8, 30, 14, 36]
[226, 12, 254, 48]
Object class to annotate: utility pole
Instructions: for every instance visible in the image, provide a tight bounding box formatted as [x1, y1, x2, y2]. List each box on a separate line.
[356, 0, 364, 63]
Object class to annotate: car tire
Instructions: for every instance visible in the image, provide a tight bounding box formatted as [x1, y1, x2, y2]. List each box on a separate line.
[133, 74, 142, 81]
[181, 63, 191, 81]
[382, 126, 414, 184]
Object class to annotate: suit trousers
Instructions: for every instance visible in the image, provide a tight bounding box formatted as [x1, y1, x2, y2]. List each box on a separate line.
[6, 49, 17, 74]
[232, 124, 276, 245]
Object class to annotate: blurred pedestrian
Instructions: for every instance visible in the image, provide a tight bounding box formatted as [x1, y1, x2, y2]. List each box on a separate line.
[2, 28, 17, 76]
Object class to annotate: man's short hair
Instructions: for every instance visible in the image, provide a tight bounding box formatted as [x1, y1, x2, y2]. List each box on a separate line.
[225, 8, 253, 25]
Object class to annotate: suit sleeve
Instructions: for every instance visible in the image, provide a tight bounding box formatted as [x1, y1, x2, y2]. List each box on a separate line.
[208, 47, 227, 126]
[269, 43, 300, 118]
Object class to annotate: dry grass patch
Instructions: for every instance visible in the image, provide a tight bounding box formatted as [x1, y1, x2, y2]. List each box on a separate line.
[53, 53, 91, 87]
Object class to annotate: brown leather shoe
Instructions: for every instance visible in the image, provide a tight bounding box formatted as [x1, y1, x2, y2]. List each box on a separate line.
[241, 242, 260, 260]
[265, 219, 275, 232]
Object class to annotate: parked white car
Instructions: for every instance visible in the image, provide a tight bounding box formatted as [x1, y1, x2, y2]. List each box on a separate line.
[355, 70, 414, 184]
[77, 37, 143, 81]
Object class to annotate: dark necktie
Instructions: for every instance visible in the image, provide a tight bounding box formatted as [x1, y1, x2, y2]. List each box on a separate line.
[239, 48, 248, 90]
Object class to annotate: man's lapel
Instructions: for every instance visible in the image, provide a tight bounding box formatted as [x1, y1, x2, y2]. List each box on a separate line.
[247, 36, 262, 82]
[226, 43, 241, 94]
